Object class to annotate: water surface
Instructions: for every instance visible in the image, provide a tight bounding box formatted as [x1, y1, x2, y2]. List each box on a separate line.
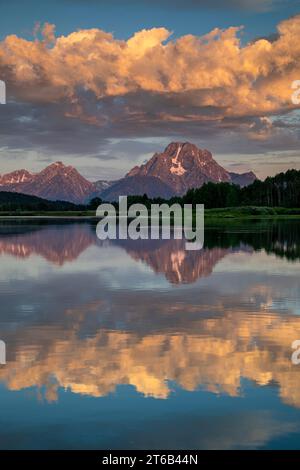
[0, 219, 300, 449]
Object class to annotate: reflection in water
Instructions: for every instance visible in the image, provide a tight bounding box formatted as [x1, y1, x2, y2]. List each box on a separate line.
[0, 221, 244, 282]
[0, 219, 300, 449]
[1, 306, 300, 406]
[0, 222, 95, 265]
[1, 219, 299, 282]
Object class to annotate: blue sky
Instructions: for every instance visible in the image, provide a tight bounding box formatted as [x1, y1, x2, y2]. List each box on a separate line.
[1, 0, 299, 41]
[0, 0, 300, 180]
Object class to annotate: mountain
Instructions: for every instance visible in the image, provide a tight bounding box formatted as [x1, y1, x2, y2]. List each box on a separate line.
[126, 142, 231, 196]
[229, 171, 257, 188]
[90, 179, 116, 201]
[0, 162, 95, 204]
[93, 179, 115, 193]
[0, 143, 257, 203]
[123, 142, 257, 198]
[0, 169, 34, 185]
[101, 175, 174, 201]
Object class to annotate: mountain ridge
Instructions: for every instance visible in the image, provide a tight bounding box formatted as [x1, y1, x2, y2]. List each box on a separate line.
[0, 142, 257, 202]
[0, 162, 95, 204]
[103, 142, 257, 200]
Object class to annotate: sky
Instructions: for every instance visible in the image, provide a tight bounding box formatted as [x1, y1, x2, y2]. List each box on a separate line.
[1, 0, 300, 181]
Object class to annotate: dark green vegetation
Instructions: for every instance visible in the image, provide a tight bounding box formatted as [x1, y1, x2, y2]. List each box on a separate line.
[182, 169, 300, 208]
[203, 219, 300, 261]
[0, 192, 98, 215]
[204, 206, 300, 219]
[0, 192, 85, 212]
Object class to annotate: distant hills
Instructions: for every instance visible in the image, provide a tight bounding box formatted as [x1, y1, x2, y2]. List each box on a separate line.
[0, 142, 256, 203]
[228, 171, 257, 188]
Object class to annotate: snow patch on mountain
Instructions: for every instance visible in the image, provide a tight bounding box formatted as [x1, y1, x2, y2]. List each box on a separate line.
[170, 145, 186, 176]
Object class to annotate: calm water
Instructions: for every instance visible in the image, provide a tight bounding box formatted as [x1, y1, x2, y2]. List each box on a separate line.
[0, 219, 300, 449]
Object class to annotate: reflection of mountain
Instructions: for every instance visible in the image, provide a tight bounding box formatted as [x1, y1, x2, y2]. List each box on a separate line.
[1, 298, 300, 407]
[116, 238, 237, 284]
[0, 222, 300, 284]
[0, 223, 95, 265]
[0, 219, 300, 280]
[0, 222, 241, 281]
[0, 222, 252, 282]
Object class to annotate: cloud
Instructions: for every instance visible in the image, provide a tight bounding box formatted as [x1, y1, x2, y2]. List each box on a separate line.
[1, 16, 300, 120]
[1, 15, 300, 175]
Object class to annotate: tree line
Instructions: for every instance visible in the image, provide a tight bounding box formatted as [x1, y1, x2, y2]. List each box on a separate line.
[181, 170, 300, 208]
[104, 169, 300, 209]
[166, 169, 300, 208]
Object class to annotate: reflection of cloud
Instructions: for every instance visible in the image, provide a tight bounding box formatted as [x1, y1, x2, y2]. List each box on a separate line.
[1, 221, 300, 410]
[1, 298, 300, 407]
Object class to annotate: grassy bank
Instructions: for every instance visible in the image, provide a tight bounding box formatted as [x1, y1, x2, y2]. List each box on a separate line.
[0, 210, 97, 217]
[204, 206, 300, 219]
[0, 206, 300, 219]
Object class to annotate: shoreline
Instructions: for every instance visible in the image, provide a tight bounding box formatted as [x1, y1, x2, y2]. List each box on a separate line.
[0, 212, 300, 221]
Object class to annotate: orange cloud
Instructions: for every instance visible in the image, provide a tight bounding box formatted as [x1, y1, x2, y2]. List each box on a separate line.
[1, 15, 300, 121]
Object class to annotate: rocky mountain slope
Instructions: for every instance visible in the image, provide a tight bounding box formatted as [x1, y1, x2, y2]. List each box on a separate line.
[126, 142, 230, 195]
[102, 142, 257, 200]
[0, 162, 95, 204]
[100, 175, 174, 201]
[0, 142, 257, 202]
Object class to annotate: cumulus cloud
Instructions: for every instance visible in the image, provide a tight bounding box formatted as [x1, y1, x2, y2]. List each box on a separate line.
[1, 15, 300, 123]
[1, 15, 300, 176]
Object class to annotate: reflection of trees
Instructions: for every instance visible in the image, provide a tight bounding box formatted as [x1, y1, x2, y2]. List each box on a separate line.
[205, 220, 300, 261]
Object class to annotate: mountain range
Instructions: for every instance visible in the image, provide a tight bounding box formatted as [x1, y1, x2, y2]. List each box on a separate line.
[0, 142, 257, 203]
